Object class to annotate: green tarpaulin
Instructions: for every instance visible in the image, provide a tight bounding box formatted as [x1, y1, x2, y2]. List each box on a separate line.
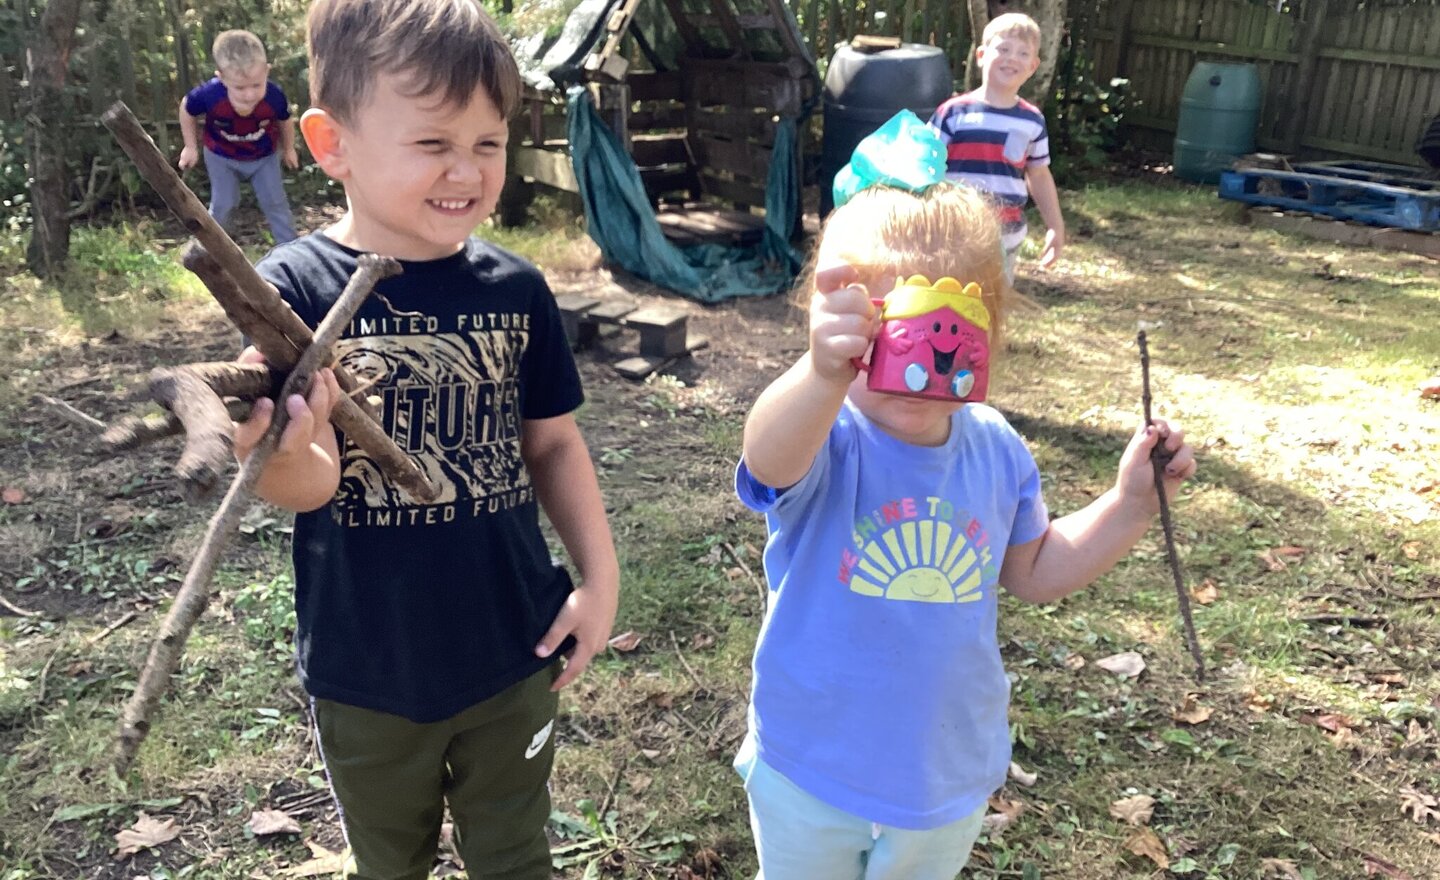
[566, 87, 803, 303]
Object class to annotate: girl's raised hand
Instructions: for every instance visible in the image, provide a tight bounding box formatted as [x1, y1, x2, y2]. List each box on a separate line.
[1116, 419, 1197, 514]
[809, 262, 878, 383]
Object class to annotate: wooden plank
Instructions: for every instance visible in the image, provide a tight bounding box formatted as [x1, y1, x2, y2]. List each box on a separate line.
[689, 107, 779, 144]
[555, 295, 600, 313]
[704, 0, 751, 58]
[640, 167, 700, 199]
[514, 146, 579, 194]
[660, 0, 705, 53]
[630, 133, 691, 167]
[696, 172, 769, 207]
[627, 71, 684, 101]
[686, 69, 802, 115]
[690, 132, 774, 182]
[628, 105, 688, 131]
[613, 336, 710, 380]
[589, 301, 638, 322]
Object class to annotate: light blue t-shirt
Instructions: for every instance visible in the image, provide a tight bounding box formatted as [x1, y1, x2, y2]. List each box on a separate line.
[736, 399, 1049, 829]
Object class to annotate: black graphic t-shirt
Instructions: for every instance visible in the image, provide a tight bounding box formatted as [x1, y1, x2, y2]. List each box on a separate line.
[257, 232, 584, 722]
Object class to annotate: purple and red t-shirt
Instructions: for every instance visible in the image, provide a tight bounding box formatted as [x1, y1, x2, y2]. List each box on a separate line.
[184, 78, 290, 162]
[928, 91, 1050, 255]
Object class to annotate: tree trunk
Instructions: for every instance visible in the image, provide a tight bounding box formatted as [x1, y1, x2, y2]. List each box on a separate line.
[990, 0, 1067, 107]
[964, 0, 988, 90]
[24, 0, 87, 276]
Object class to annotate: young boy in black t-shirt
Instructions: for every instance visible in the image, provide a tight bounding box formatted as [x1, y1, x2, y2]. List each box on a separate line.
[234, 2, 619, 876]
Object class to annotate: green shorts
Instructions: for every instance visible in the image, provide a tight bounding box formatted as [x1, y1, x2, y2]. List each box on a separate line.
[312, 662, 560, 880]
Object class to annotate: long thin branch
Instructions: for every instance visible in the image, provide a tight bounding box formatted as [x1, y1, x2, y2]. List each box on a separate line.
[115, 254, 400, 773]
[36, 394, 106, 431]
[1138, 331, 1205, 682]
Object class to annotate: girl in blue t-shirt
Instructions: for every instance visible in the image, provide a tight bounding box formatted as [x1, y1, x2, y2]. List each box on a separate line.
[735, 179, 1197, 880]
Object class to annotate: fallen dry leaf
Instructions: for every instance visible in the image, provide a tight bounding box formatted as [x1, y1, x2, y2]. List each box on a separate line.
[114, 813, 180, 858]
[1258, 545, 1306, 572]
[1190, 578, 1220, 605]
[1306, 713, 1358, 733]
[1110, 794, 1156, 826]
[1362, 852, 1415, 879]
[1400, 787, 1439, 825]
[1173, 694, 1214, 725]
[607, 631, 643, 652]
[287, 840, 346, 877]
[1401, 541, 1422, 560]
[1, 486, 25, 504]
[1245, 689, 1277, 713]
[982, 795, 1025, 835]
[1094, 651, 1146, 679]
[1008, 761, 1037, 787]
[690, 632, 716, 650]
[1123, 827, 1169, 869]
[247, 808, 301, 836]
[1260, 857, 1305, 879]
[1063, 653, 1086, 671]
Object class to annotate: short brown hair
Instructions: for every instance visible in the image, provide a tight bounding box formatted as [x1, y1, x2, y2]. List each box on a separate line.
[801, 184, 1012, 345]
[213, 30, 266, 73]
[306, 0, 521, 125]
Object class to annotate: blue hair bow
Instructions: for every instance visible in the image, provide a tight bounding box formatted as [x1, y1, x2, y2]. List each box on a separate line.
[832, 110, 949, 210]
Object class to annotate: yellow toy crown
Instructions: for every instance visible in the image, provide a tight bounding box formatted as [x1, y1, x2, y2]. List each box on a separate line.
[880, 275, 990, 332]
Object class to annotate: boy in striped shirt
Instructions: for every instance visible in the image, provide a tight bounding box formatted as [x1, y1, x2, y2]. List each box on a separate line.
[929, 13, 1065, 281]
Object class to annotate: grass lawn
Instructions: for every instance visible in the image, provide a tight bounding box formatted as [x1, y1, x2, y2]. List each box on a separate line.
[1, 177, 1437, 879]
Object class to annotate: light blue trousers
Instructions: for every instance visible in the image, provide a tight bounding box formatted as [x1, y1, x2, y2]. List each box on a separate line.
[740, 751, 985, 880]
[202, 147, 297, 243]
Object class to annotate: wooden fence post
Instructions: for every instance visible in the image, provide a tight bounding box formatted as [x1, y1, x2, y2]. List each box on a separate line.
[1282, 0, 1331, 155]
[1113, 0, 1137, 79]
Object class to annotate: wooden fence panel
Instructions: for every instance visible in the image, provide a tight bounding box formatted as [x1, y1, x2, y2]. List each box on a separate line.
[1086, 0, 1440, 165]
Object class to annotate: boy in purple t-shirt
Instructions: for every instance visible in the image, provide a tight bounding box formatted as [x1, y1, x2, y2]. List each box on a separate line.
[178, 29, 298, 243]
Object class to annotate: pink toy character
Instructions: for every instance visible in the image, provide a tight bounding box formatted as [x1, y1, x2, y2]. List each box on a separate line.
[855, 275, 991, 402]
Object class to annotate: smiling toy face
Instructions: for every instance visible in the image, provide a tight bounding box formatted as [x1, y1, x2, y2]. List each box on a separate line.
[858, 276, 992, 403]
[869, 306, 990, 402]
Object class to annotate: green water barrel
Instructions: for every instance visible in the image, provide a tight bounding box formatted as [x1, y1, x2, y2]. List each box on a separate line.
[820, 41, 953, 216]
[1174, 62, 1262, 184]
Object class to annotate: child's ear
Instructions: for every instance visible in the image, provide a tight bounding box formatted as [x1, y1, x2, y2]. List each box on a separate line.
[301, 108, 349, 179]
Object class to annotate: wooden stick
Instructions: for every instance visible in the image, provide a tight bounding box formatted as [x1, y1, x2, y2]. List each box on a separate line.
[115, 254, 398, 773]
[102, 103, 436, 502]
[1138, 331, 1205, 682]
[36, 394, 106, 431]
[103, 399, 254, 451]
[165, 362, 282, 399]
[147, 367, 237, 502]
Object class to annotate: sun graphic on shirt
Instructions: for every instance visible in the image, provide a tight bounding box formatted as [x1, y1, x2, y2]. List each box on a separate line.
[849, 519, 985, 603]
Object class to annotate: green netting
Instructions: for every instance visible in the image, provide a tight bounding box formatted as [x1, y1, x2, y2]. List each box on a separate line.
[566, 87, 802, 302]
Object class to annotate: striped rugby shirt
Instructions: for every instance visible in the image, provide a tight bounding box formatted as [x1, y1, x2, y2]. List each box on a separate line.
[929, 91, 1050, 255]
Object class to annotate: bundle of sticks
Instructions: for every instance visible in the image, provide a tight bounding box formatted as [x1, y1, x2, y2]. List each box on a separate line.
[95, 102, 439, 771]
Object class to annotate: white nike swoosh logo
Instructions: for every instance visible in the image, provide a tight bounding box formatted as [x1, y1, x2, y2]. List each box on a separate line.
[524, 720, 554, 760]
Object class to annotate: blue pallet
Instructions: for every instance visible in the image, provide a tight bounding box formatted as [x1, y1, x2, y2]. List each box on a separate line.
[1218, 165, 1440, 232]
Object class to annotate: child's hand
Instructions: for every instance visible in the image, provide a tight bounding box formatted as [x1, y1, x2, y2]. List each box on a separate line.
[232, 347, 341, 463]
[1039, 227, 1065, 268]
[534, 577, 619, 691]
[282, 148, 300, 170]
[177, 146, 199, 171]
[809, 262, 877, 383]
[1115, 419, 1196, 514]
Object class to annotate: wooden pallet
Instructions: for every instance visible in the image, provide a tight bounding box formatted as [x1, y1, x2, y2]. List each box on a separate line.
[554, 294, 709, 379]
[656, 204, 766, 246]
[1219, 164, 1440, 232]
